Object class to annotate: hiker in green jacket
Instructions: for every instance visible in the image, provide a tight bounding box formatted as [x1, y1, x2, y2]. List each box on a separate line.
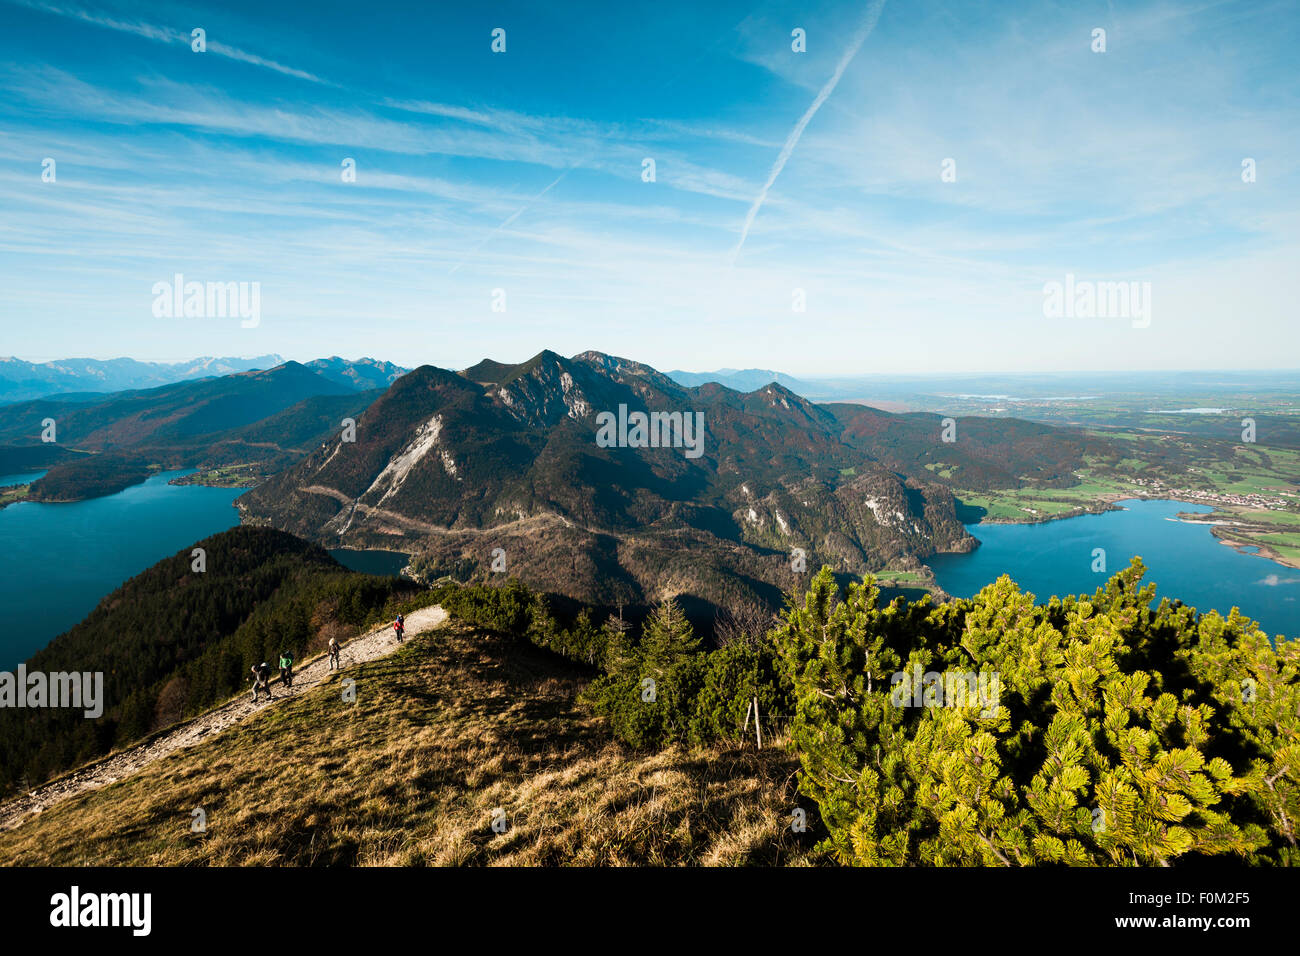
[279, 650, 294, 690]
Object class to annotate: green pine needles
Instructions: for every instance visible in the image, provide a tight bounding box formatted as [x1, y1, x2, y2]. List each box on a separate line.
[776, 560, 1298, 866]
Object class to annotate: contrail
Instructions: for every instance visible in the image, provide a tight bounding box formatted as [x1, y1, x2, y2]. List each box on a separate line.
[448, 167, 572, 275]
[730, 0, 887, 264]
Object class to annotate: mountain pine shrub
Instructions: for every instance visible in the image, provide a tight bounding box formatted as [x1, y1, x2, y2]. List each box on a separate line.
[776, 561, 1296, 865]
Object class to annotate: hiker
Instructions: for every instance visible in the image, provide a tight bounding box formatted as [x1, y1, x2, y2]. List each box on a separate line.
[279, 650, 294, 689]
[328, 635, 341, 670]
[250, 661, 273, 702]
[393, 613, 405, 643]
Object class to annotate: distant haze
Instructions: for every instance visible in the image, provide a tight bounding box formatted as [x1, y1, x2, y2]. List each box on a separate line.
[0, 355, 406, 403]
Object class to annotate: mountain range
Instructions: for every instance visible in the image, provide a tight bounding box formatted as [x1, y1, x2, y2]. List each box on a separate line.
[240, 350, 1111, 612]
[0, 361, 389, 499]
[0, 354, 407, 405]
[665, 367, 817, 395]
[0, 348, 1114, 610]
[0, 354, 282, 404]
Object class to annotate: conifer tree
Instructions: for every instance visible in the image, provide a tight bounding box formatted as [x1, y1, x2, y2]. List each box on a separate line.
[601, 604, 638, 678]
[638, 598, 702, 676]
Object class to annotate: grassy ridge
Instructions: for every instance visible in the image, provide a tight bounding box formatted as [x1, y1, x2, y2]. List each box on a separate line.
[0, 624, 818, 866]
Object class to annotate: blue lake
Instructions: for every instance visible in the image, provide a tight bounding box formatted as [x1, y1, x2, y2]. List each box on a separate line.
[328, 548, 410, 577]
[3, 484, 1293, 673]
[0, 470, 241, 668]
[0, 470, 48, 486]
[930, 499, 1299, 641]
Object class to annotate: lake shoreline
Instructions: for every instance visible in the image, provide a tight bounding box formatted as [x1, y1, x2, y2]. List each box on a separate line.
[969, 496, 1124, 526]
[168, 465, 263, 489]
[1203, 527, 1300, 571]
[929, 498, 1298, 641]
[0, 485, 30, 510]
[965, 493, 1300, 571]
[0, 469, 243, 669]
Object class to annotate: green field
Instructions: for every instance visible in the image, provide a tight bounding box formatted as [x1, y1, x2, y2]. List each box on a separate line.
[874, 570, 928, 584]
[955, 470, 1137, 523]
[1154, 443, 1300, 496]
[1213, 505, 1300, 528]
[0, 484, 30, 508]
[957, 434, 1300, 533]
[1254, 533, 1300, 564]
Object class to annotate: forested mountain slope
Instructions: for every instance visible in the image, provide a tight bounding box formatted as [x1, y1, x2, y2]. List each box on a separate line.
[240, 350, 1111, 611]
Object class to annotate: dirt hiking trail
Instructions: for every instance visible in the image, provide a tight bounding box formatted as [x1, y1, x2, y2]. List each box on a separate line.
[0, 605, 448, 832]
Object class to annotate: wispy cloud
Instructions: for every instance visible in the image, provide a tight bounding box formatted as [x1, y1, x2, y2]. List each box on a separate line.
[6, 0, 331, 84]
[1, 0, 1296, 374]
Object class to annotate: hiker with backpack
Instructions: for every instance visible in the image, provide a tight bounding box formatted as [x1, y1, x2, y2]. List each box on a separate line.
[250, 661, 273, 702]
[328, 635, 341, 670]
[279, 650, 295, 689]
[393, 613, 405, 643]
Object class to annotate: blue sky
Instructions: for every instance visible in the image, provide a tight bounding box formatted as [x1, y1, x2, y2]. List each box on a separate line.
[1, 0, 1297, 375]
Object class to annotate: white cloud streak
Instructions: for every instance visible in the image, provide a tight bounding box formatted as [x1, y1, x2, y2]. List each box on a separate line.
[5, 0, 330, 84]
[730, 0, 887, 264]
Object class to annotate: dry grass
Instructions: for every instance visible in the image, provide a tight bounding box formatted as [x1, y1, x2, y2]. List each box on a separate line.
[0, 625, 823, 866]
